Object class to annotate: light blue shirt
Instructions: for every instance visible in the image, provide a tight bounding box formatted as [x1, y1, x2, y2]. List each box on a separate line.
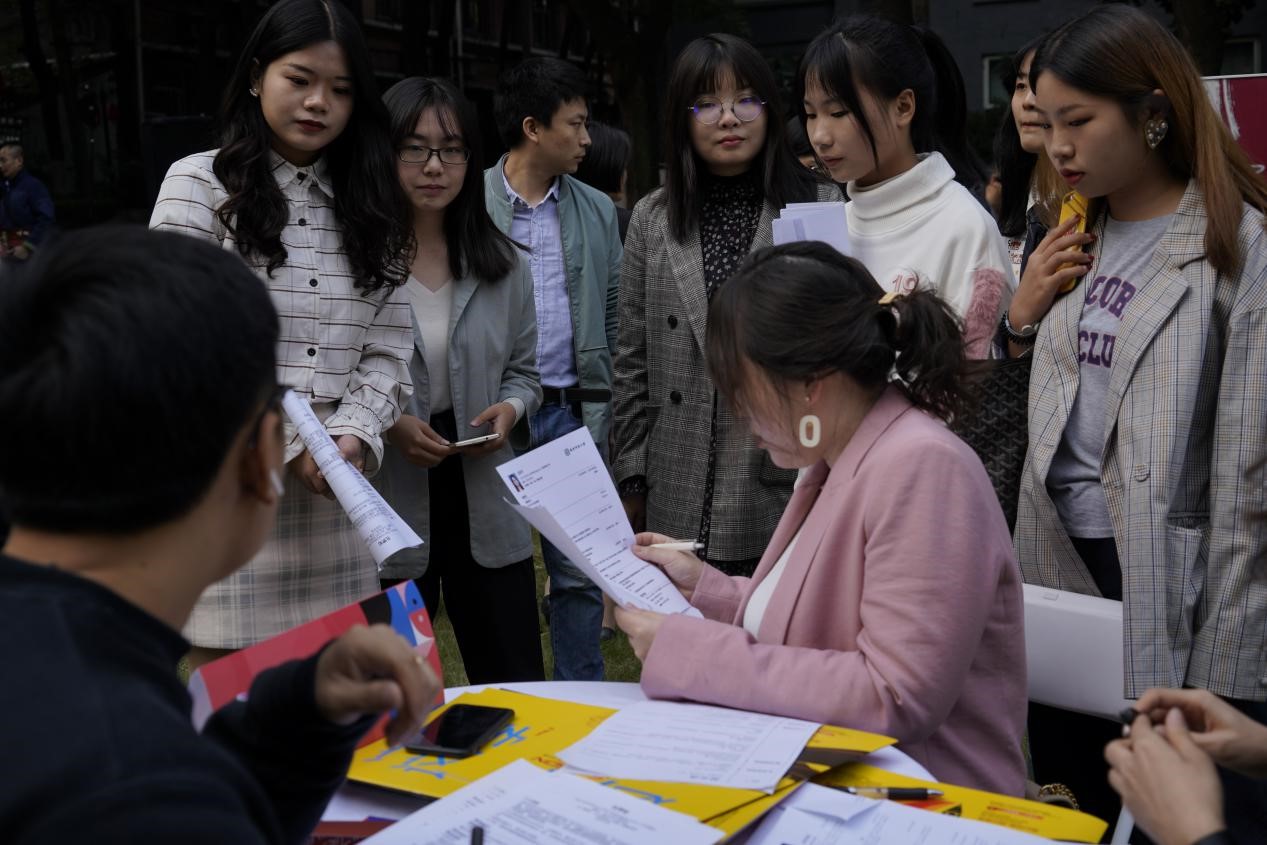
[502, 165, 578, 388]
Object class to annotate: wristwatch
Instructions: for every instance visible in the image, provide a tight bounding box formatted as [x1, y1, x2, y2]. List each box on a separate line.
[1000, 311, 1040, 346]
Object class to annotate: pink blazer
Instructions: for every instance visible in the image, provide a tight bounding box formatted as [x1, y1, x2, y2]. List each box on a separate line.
[641, 387, 1028, 796]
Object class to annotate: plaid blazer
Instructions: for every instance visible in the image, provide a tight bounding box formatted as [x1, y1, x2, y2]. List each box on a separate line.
[1015, 182, 1267, 701]
[612, 182, 839, 562]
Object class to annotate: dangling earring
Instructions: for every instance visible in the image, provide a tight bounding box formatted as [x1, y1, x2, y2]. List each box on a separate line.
[799, 414, 822, 448]
[269, 469, 285, 497]
[1144, 117, 1169, 150]
[249, 87, 260, 98]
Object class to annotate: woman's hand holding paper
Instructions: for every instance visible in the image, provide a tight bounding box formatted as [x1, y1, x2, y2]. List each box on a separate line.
[631, 532, 704, 600]
[613, 606, 668, 661]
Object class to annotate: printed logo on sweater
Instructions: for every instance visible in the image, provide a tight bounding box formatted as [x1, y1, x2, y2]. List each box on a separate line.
[1077, 274, 1137, 369]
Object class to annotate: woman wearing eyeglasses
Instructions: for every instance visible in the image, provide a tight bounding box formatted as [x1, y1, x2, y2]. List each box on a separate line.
[612, 34, 833, 578]
[373, 77, 545, 684]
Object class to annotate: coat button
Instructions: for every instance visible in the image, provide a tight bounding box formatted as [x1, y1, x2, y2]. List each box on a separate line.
[309, 278, 318, 287]
[667, 315, 678, 328]
[298, 218, 307, 226]
[307, 347, 317, 357]
[296, 172, 306, 181]
[670, 390, 682, 404]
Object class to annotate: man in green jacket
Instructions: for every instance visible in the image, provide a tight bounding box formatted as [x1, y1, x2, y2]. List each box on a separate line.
[483, 57, 622, 682]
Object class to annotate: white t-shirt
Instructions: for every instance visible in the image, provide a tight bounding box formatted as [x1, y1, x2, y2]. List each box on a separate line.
[742, 527, 803, 637]
[405, 276, 454, 414]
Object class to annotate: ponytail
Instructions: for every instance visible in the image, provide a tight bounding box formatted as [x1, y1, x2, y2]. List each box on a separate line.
[888, 289, 968, 421]
[913, 27, 987, 194]
[707, 242, 966, 423]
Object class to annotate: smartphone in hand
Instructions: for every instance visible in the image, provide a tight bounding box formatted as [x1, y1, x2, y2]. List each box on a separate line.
[451, 433, 501, 449]
[1056, 190, 1094, 293]
[402, 704, 515, 758]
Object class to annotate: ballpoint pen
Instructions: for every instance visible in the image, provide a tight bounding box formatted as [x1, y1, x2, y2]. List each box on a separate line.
[844, 787, 944, 801]
[470, 824, 484, 845]
[647, 541, 705, 551]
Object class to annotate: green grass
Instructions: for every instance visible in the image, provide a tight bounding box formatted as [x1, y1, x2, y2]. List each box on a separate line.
[431, 539, 643, 687]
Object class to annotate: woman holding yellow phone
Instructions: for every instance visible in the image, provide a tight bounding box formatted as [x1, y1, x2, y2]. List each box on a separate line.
[1008, 5, 1267, 834]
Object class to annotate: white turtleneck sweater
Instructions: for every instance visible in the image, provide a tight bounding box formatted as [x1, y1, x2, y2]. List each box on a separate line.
[847, 152, 1013, 357]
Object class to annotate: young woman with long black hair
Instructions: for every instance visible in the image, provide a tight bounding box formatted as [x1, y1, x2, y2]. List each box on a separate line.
[612, 34, 831, 578]
[374, 77, 545, 684]
[797, 17, 1011, 357]
[151, 0, 414, 665]
[1009, 5, 1267, 831]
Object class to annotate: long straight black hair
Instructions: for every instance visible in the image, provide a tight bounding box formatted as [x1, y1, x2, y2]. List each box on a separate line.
[663, 33, 819, 242]
[993, 33, 1057, 237]
[383, 77, 517, 284]
[213, 0, 411, 291]
[796, 16, 987, 194]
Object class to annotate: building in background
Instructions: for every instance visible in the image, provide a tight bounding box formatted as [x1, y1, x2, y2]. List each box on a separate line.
[0, 0, 1262, 224]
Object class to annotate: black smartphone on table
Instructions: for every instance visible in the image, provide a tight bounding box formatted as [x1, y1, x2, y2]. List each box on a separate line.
[403, 704, 515, 759]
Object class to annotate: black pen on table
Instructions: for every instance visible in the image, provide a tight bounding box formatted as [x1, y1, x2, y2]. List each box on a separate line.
[470, 824, 484, 845]
[844, 786, 944, 801]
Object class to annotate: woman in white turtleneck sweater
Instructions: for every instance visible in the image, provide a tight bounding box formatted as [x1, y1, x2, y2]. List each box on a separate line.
[797, 17, 1012, 358]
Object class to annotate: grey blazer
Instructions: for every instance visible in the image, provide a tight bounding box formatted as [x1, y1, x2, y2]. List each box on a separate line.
[612, 182, 840, 562]
[1015, 182, 1267, 701]
[377, 254, 542, 578]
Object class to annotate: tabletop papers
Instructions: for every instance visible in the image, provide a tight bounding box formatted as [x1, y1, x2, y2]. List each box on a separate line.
[360, 759, 723, 845]
[282, 390, 422, 567]
[746, 783, 1051, 845]
[772, 201, 850, 256]
[496, 427, 701, 617]
[557, 700, 819, 793]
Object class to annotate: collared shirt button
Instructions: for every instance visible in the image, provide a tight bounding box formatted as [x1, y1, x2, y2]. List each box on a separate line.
[298, 218, 307, 226]
[667, 315, 678, 328]
[296, 171, 306, 181]
[670, 390, 682, 404]
[307, 347, 317, 357]
[309, 278, 318, 287]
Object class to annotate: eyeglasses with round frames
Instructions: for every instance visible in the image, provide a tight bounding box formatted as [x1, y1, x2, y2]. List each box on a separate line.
[398, 144, 471, 165]
[688, 96, 766, 125]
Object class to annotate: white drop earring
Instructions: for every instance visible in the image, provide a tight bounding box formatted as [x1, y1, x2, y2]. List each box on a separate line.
[799, 414, 822, 448]
[269, 469, 286, 497]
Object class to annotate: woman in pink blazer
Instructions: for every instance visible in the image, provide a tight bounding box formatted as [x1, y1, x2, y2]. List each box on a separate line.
[616, 242, 1028, 796]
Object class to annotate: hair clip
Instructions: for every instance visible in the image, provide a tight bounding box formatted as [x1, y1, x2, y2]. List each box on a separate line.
[878, 291, 903, 305]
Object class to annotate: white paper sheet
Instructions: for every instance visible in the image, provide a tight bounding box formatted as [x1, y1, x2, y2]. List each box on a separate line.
[496, 427, 700, 617]
[360, 759, 723, 845]
[771, 201, 850, 256]
[746, 783, 1050, 845]
[556, 700, 819, 793]
[282, 390, 423, 567]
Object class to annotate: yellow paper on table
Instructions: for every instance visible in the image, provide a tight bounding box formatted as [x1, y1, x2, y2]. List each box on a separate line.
[349, 688, 897, 829]
[814, 762, 1109, 843]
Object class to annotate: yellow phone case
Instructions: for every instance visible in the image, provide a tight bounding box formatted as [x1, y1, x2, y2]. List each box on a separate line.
[1056, 191, 1091, 293]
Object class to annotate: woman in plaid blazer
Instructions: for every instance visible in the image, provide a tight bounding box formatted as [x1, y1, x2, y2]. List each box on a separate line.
[1005, 5, 1267, 830]
[612, 34, 833, 576]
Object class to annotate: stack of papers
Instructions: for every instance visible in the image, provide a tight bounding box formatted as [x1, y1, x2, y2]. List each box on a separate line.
[557, 701, 820, 793]
[746, 783, 1051, 845]
[771, 201, 850, 256]
[496, 427, 701, 617]
[361, 760, 724, 845]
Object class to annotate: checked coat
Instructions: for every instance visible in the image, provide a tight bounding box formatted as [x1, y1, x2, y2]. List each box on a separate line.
[1016, 182, 1267, 701]
[612, 182, 839, 563]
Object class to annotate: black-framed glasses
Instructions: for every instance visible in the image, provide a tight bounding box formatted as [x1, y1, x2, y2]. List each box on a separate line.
[247, 384, 288, 449]
[688, 96, 766, 125]
[397, 144, 471, 165]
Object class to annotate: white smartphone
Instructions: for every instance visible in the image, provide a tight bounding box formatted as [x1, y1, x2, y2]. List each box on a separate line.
[451, 433, 501, 448]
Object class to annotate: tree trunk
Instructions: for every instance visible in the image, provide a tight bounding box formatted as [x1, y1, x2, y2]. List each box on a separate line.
[18, 0, 65, 161]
